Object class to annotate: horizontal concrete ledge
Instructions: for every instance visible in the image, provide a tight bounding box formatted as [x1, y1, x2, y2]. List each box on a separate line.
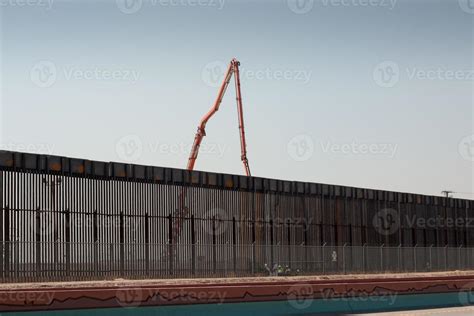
[0, 271, 474, 312]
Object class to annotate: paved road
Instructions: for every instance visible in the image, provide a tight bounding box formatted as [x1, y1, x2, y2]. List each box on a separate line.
[362, 306, 474, 315]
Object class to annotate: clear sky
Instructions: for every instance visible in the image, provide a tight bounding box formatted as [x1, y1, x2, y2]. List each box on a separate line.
[0, 0, 473, 198]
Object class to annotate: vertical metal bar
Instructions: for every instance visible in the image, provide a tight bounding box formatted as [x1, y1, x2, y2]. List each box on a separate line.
[304, 222, 308, 272]
[270, 219, 274, 268]
[35, 208, 41, 276]
[4, 206, 9, 279]
[287, 219, 291, 269]
[380, 245, 383, 272]
[191, 214, 195, 275]
[119, 210, 124, 276]
[145, 212, 149, 274]
[168, 212, 172, 275]
[232, 216, 236, 274]
[65, 208, 70, 277]
[0, 171, 3, 280]
[212, 215, 216, 274]
[251, 220, 256, 274]
[93, 209, 98, 274]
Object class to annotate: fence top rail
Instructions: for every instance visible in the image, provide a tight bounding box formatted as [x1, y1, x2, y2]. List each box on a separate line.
[0, 150, 471, 206]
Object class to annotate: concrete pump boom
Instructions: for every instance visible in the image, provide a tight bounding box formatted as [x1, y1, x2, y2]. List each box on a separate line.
[187, 58, 251, 176]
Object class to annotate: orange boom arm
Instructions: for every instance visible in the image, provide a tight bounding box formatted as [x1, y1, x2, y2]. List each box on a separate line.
[187, 58, 251, 176]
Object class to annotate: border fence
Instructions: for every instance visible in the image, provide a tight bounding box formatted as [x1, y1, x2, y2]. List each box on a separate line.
[0, 150, 473, 282]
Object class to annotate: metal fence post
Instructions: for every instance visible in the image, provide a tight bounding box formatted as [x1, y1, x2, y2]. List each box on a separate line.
[414, 244, 417, 272]
[322, 243, 326, 274]
[191, 214, 196, 275]
[232, 217, 237, 274]
[380, 244, 384, 272]
[93, 210, 98, 274]
[343, 243, 346, 274]
[4, 206, 9, 279]
[0, 171, 3, 281]
[168, 213, 173, 276]
[36, 208, 42, 277]
[252, 242, 255, 275]
[429, 245, 433, 272]
[145, 212, 150, 275]
[65, 209, 70, 277]
[120, 211, 125, 277]
[363, 244, 366, 273]
[397, 244, 401, 272]
[445, 245, 448, 270]
[458, 245, 462, 270]
[212, 215, 217, 274]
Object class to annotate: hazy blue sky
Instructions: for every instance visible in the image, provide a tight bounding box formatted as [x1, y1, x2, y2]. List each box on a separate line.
[0, 0, 472, 198]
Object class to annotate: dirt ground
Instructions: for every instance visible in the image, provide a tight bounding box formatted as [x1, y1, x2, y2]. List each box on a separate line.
[1, 270, 474, 290]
